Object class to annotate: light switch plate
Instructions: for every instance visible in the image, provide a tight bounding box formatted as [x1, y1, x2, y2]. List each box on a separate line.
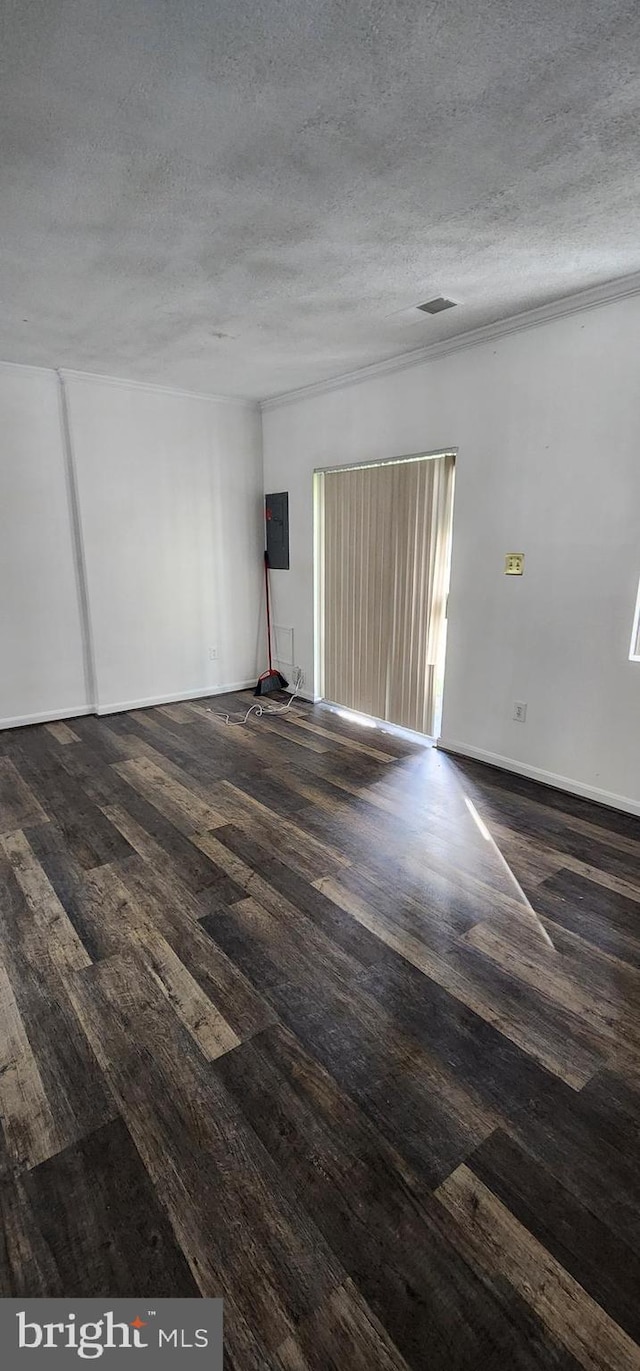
[505, 553, 525, 575]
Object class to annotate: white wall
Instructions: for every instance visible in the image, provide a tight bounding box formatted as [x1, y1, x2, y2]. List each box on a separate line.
[0, 365, 90, 726]
[0, 364, 264, 726]
[262, 293, 640, 813]
[64, 375, 263, 713]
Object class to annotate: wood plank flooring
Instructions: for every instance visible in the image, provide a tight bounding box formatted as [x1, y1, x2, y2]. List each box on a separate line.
[1, 691, 640, 1369]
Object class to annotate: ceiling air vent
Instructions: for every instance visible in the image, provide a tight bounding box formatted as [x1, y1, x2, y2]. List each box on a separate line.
[417, 297, 457, 314]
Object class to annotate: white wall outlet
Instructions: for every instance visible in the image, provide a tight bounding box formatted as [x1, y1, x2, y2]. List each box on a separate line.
[208, 646, 218, 661]
[513, 701, 527, 722]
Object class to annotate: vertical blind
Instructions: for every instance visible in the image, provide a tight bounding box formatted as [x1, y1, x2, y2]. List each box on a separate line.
[320, 453, 454, 734]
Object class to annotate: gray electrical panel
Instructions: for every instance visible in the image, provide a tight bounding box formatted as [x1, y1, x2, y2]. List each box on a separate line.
[265, 492, 289, 569]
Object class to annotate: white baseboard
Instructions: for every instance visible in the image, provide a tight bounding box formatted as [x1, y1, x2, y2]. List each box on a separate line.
[0, 683, 260, 730]
[437, 738, 640, 818]
[96, 680, 258, 716]
[0, 705, 93, 731]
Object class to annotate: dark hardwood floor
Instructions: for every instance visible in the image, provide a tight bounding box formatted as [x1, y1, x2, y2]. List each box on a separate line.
[1, 691, 639, 1369]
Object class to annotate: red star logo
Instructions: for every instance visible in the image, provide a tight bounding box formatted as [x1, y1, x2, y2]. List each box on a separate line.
[130, 1317, 147, 1330]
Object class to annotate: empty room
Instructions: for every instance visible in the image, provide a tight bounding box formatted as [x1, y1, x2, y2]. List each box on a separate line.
[1, 2, 640, 1367]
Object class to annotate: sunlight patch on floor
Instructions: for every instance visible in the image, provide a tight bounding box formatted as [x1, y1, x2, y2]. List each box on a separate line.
[463, 795, 555, 950]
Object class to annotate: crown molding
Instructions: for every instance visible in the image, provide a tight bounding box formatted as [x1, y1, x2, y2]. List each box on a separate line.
[260, 269, 640, 413]
[0, 357, 258, 409]
[3, 266, 640, 413]
[59, 368, 258, 409]
[0, 357, 58, 380]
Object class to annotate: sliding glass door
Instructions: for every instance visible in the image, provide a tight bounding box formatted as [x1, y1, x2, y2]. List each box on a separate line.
[316, 452, 455, 735]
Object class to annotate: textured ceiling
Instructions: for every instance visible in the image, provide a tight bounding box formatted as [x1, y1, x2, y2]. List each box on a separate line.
[1, 0, 640, 399]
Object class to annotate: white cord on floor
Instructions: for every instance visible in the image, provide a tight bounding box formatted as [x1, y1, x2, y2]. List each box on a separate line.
[206, 670, 304, 725]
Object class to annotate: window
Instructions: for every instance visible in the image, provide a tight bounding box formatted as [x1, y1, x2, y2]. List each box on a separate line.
[629, 577, 640, 661]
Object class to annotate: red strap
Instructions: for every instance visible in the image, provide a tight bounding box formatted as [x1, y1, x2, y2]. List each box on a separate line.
[264, 551, 273, 671]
